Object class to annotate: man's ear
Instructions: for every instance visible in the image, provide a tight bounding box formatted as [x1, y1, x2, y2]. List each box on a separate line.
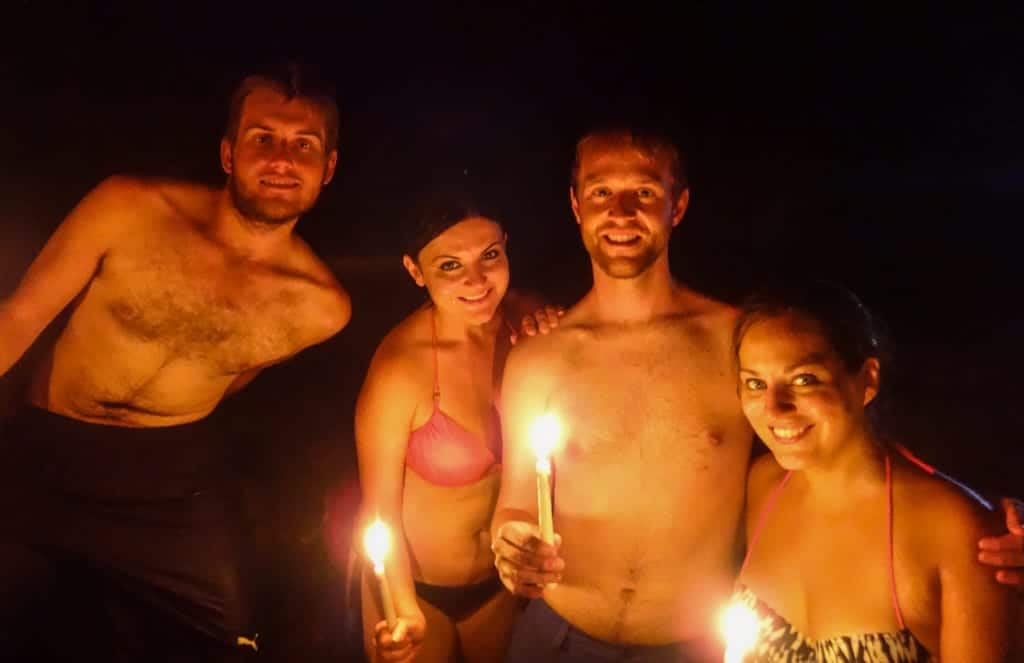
[402, 255, 425, 287]
[569, 187, 582, 226]
[671, 187, 690, 227]
[861, 357, 881, 406]
[322, 149, 339, 186]
[220, 138, 233, 175]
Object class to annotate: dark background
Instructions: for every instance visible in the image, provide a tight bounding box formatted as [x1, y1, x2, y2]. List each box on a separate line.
[2, 2, 1022, 659]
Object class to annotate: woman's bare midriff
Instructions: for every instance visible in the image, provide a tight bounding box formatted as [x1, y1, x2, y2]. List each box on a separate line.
[402, 466, 501, 587]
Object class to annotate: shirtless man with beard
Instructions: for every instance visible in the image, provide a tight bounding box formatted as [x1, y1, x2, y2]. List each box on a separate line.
[491, 127, 1024, 662]
[0, 63, 350, 660]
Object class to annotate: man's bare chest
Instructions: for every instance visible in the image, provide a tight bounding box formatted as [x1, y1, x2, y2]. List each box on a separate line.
[549, 331, 741, 463]
[90, 243, 319, 371]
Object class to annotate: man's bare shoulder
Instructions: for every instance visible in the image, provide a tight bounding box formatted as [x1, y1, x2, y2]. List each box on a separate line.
[76, 176, 218, 239]
[148, 177, 220, 220]
[671, 285, 740, 325]
[267, 235, 351, 337]
[511, 300, 587, 360]
[72, 175, 183, 219]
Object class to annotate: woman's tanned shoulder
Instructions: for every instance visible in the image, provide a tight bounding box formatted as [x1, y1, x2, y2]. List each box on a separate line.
[895, 456, 1002, 552]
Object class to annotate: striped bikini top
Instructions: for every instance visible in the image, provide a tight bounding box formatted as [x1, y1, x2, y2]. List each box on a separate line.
[732, 455, 931, 662]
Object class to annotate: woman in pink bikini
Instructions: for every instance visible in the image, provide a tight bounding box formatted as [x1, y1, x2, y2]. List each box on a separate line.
[355, 192, 549, 663]
[730, 281, 1017, 662]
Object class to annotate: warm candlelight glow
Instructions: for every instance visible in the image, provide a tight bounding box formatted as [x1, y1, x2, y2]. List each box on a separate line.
[363, 518, 398, 629]
[719, 600, 762, 663]
[363, 518, 392, 573]
[529, 412, 562, 467]
[529, 412, 562, 545]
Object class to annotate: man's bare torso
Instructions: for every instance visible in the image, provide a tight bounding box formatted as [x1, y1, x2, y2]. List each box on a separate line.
[30, 179, 347, 426]
[529, 290, 752, 645]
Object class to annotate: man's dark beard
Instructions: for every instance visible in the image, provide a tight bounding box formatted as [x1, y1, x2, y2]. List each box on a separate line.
[229, 176, 317, 226]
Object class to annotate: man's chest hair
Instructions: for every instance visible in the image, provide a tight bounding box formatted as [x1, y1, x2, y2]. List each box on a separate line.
[95, 242, 320, 368]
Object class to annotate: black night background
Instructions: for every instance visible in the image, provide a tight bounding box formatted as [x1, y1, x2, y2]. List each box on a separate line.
[2, 3, 1022, 659]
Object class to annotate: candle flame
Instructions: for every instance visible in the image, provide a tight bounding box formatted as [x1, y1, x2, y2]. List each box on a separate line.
[363, 519, 391, 571]
[529, 412, 562, 460]
[719, 600, 762, 663]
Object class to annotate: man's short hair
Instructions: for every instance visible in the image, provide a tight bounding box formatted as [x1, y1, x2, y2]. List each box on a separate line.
[224, 61, 340, 153]
[570, 126, 688, 197]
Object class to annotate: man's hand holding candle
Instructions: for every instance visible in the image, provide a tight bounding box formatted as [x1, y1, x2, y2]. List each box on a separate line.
[491, 411, 566, 598]
[492, 520, 564, 598]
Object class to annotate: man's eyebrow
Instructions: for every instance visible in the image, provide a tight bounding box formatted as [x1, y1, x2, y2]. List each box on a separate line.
[242, 125, 325, 141]
[580, 172, 664, 186]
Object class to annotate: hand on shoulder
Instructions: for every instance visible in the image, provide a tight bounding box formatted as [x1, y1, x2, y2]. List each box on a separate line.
[978, 497, 1024, 592]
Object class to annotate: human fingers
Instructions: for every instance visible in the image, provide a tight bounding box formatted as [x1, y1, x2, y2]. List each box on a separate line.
[494, 556, 561, 596]
[978, 531, 1024, 554]
[978, 548, 1024, 568]
[544, 305, 564, 328]
[1004, 497, 1024, 535]
[493, 523, 563, 566]
[520, 314, 539, 337]
[994, 569, 1023, 591]
[375, 619, 412, 649]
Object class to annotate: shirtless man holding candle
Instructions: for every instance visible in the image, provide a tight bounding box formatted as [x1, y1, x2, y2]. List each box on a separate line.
[0, 63, 350, 659]
[490, 126, 1024, 662]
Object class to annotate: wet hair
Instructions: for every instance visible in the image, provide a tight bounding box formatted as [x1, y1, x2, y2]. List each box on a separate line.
[402, 189, 503, 262]
[570, 125, 688, 197]
[224, 61, 340, 153]
[732, 280, 889, 377]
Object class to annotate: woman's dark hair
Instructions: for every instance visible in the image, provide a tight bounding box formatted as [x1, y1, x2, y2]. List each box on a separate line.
[402, 188, 503, 262]
[733, 281, 891, 409]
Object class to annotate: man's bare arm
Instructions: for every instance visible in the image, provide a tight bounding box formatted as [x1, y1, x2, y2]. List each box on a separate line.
[0, 176, 135, 377]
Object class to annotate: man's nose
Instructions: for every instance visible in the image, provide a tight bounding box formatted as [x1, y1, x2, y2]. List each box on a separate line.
[267, 141, 295, 167]
[609, 191, 638, 218]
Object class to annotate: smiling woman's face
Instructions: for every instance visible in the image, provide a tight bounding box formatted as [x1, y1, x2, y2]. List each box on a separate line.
[737, 313, 878, 471]
[404, 216, 509, 326]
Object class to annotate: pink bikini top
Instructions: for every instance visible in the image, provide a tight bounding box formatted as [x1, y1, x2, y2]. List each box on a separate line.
[405, 308, 502, 487]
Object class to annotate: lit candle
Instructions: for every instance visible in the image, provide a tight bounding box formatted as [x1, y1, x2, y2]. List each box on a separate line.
[719, 600, 763, 663]
[363, 518, 398, 630]
[528, 412, 562, 545]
